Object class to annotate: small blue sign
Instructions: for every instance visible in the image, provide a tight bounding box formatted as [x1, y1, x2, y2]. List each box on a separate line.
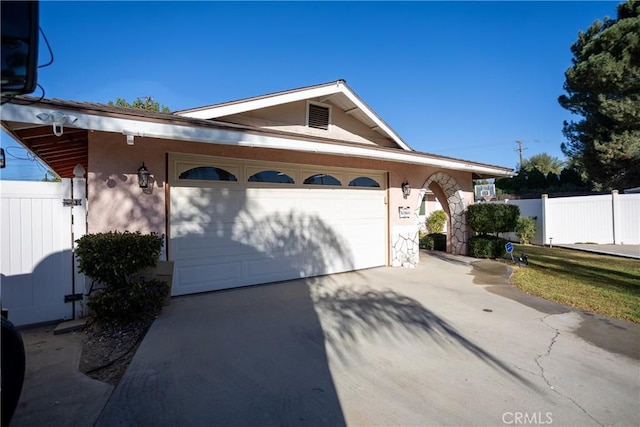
[505, 242, 514, 253]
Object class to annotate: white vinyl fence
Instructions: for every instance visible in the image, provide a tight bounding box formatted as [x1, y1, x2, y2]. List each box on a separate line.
[0, 167, 87, 326]
[496, 191, 640, 246]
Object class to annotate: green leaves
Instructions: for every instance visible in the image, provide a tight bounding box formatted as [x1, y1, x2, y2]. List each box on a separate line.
[468, 236, 508, 259]
[519, 153, 565, 176]
[107, 96, 171, 113]
[467, 203, 520, 236]
[425, 210, 447, 234]
[559, 0, 640, 189]
[76, 231, 167, 325]
[516, 217, 537, 245]
[75, 231, 164, 288]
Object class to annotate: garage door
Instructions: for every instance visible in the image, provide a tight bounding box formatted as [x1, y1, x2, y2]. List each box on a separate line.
[169, 154, 387, 296]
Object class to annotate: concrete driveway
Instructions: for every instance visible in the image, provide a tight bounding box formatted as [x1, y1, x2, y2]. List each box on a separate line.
[94, 251, 639, 426]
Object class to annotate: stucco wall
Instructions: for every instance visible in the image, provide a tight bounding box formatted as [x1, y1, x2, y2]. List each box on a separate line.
[221, 100, 398, 148]
[87, 131, 474, 264]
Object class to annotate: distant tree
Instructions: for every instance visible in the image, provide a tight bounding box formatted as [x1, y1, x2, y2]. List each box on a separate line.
[495, 176, 513, 193]
[527, 168, 547, 190]
[108, 96, 171, 113]
[546, 171, 560, 188]
[519, 153, 564, 175]
[558, 0, 640, 190]
[559, 166, 586, 188]
[42, 170, 61, 182]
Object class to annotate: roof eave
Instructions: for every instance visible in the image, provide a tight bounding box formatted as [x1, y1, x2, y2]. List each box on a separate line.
[1, 100, 513, 178]
[174, 80, 413, 152]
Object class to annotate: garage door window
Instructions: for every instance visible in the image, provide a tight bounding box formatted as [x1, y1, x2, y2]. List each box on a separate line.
[179, 166, 237, 181]
[348, 176, 381, 188]
[303, 173, 341, 186]
[248, 170, 295, 184]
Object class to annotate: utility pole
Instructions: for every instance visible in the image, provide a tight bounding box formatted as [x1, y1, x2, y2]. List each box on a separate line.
[515, 140, 527, 168]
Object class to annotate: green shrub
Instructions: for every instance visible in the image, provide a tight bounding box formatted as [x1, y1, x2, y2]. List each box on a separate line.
[516, 216, 537, 244]
[431, 233, 447, 251]
[87, 279, 170, 323]
[419, 233, 434, 250]
[468, 236, 508, 259]
[467, 203, 520, 236]
[426, 210, 447, 233]
[419, 233, 446, 251]
[76, 231, 167, 325]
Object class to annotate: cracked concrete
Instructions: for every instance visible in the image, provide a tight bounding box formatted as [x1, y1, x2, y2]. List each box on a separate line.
[15, 251, 638, 427]
[534, 315, 561, 390]
[536, 314, 604, 427]
[94, 252, 638, 426]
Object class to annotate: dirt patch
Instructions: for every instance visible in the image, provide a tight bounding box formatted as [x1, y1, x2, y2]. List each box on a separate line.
[79, 318, 154, 385]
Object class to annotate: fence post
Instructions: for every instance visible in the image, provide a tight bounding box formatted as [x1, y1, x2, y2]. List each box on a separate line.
[72, 164, 88, 319]
[612, 190, 620, 244]
[541, 194, 548, 246]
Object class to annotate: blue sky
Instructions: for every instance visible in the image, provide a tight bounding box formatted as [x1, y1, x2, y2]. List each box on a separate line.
[1, 0, 621, 180]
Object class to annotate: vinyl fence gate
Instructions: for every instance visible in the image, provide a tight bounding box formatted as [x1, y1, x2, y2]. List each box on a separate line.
[1, 173, 86, 327]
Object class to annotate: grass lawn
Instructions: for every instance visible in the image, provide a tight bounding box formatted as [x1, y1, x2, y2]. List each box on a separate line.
[506, 244, 640, 323]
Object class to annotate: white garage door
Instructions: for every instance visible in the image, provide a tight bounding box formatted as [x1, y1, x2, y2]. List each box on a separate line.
[169, 154, 387, 296]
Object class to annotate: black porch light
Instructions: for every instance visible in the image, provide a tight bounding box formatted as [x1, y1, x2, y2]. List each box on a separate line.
[137, 162, 150, 188]
[0, 148, 5, 169]
[401, 181, 411, 199]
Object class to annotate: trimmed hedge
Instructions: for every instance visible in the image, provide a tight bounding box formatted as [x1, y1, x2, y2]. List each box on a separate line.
[86, 278, 169, 323]
[467, 203, 520, 236]
[419, 232, 447, 251]
[468, 235, 508, 259]
[75, 231, 168, 325]
[76, 231, 163, 287]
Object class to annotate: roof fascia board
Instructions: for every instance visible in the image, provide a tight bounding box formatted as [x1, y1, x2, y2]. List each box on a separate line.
[176, 81, 413, 152]
[337, 83, 412, 151]
[175, 85, 342, 119]
[1, 102, 513, 177]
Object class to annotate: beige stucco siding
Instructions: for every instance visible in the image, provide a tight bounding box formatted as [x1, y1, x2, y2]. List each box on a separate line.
[218, 101, 399, 148]
[87, 132, 474, 261]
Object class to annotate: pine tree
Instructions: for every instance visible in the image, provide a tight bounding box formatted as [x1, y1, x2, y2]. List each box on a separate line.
[558, 0, 640, 190]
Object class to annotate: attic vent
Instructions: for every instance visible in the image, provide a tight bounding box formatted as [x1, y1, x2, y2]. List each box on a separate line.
[308, 104, 330, 130]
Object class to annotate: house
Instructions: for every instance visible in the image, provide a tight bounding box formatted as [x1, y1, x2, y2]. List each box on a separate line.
[1, 80, 512, 299]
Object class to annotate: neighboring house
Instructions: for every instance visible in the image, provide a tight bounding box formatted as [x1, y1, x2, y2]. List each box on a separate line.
[1, 80, 512, 298]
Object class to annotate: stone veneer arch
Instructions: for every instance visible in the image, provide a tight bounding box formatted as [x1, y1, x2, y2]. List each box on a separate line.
[416, 172, 467, 255]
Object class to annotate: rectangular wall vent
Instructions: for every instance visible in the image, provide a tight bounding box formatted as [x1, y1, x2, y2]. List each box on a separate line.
[308, 104, 330, 130]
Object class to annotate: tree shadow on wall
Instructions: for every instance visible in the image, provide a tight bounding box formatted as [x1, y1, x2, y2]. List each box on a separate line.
[231, 209, 355, 278]
[127, 184, 356, 426]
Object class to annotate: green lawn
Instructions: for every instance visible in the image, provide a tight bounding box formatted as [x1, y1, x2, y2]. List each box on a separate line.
[506, 244, 640, 323]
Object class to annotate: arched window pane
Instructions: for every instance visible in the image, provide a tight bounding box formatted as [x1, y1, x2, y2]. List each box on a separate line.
[179, 167, 237, 181]
[348, 176, 380, 188]
[303, 173, 341, 186]
[248, 170, 295, 184]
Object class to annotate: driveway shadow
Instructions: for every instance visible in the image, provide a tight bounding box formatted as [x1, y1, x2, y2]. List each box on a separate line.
[308, 275, 536, 389]
[96, 279, 347, 427]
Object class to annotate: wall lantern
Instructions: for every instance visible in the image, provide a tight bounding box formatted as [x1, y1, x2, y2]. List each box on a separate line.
[137, 163, 150, 189]
[401, 181, 411, 199]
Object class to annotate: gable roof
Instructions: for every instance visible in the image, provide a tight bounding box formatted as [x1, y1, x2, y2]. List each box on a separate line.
[174, 80, 413, 151]
[1, 90, 514, 180]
